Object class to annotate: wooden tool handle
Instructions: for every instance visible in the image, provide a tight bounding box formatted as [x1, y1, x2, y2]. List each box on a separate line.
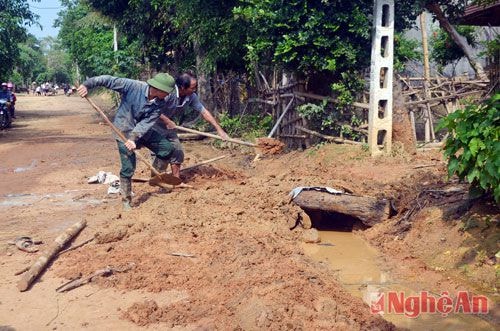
[175, 125, 257, 147]
[84, 97, 161, 177]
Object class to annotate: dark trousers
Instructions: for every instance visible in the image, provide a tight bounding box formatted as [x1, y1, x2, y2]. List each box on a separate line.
[117, 130, 174, 178]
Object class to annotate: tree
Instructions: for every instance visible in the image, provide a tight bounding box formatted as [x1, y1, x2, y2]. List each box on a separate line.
[0, 0, 39, 81]
[56, 0, 141, 79]
[425, 2, 488, 80]
[13, 34, 46, 87]
[83, 0, 248, 109]
[431, 26, 478, 73]
[43, 37, 73, 84]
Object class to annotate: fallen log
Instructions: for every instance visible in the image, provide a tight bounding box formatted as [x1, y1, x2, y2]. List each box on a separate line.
[17, 220, 86, 292]
[292, 191, 390, 227]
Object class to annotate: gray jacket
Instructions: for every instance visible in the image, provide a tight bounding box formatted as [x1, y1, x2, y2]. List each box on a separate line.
[152, 92, 205, 136]
[83, 75, 166, 141]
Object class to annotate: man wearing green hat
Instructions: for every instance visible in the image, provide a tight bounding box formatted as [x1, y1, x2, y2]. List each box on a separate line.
[77, 73, 176, 210]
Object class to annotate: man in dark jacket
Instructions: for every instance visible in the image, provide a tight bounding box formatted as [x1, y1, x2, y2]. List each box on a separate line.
[77, 73, 176, 210]
[152, 72, 229, 181]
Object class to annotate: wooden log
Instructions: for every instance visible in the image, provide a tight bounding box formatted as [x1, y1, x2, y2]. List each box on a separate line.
[293, 91, 369, 109]
[17, 220, 86, 292]
[278, 134, 308, 139]
[405, 90, 481, 106]
[292, 191, 390, 227]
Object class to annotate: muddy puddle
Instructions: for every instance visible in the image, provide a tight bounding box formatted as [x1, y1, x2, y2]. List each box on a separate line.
[302, 231, 494, 330]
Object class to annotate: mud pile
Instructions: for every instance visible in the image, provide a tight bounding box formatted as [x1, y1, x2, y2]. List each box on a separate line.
[56, 158, 397, 329]
[55, 144, 446, 329]
[256, 137, 285, 155]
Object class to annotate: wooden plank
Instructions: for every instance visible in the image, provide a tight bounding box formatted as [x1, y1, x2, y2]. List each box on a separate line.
[17, 220, 86, 291]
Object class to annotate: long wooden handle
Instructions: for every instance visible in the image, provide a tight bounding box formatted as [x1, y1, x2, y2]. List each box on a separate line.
[175, 125, 257, 147]
[84, 96, 161, 177]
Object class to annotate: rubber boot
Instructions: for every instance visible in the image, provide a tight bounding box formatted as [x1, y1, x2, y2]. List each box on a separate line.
[151, 157, 168, 176]
[120, 177, 132, 211]
[150, 158, 172, 191]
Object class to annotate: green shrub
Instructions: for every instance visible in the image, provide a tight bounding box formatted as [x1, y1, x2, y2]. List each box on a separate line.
[219, 113, 273, 140]
[437, 93, 500, 203]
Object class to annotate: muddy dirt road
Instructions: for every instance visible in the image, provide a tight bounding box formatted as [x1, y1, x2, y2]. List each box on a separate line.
[0, 94, 496, 330]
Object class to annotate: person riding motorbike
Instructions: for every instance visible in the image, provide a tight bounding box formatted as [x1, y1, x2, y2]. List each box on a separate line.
[0, 83, 13, 103]
[0, 82, 13, 128]
[6, 82, 16, 118]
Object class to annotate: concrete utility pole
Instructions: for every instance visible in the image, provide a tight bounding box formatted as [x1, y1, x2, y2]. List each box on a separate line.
[113, 25, 118, 52]
[368, 0, 395, 156]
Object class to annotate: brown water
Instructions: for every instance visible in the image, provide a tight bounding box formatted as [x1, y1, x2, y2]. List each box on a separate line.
[302, 231, 494, 330]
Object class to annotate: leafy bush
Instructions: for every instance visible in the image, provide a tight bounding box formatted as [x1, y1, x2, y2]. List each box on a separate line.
[297, 102, 365, 141]
[438, 94, 500, 203]
[394, 33, 421, 72]
[219, 113, 273, 140]
[480, 34, 500, 59]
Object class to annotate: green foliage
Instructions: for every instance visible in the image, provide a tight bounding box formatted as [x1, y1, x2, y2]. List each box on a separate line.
[0, 0, 38, 81]
[234, 1, 372, 76]
[437, 94, 500, 203]
[297, 101, 330, 130]
[42, 37, 73, 83]
[14, 35, 46, 86]
[56, 1, 141, 78]
[297, 100, 365, 141]
[430, 26, 478, 71]
[394, 33, 421, 72]
[85, 0, 247, 74]
[480, 34, 500, 59]
[219, 113, 272, 139]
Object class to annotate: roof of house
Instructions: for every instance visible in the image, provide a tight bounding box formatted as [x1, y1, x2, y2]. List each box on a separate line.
[459, 1, 500, 26]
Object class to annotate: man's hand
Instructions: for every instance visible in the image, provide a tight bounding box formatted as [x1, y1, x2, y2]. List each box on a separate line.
[77, 85, 88, 97]
[166, 121, 177, 129]
[217, 129, 229, 140]
[160, 114, 177, 129]
[124, 139, 137, 151]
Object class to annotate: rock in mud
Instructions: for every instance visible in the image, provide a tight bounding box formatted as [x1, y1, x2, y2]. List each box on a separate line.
[95, 226, 128, 244]
[301, 228, 321, 243]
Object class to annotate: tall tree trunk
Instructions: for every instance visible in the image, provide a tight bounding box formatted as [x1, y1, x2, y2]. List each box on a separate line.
[193, 40, 214, 111]
[425, 3, 488, 81]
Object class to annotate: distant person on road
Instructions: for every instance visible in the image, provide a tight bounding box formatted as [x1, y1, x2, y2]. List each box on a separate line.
[77, 73, 176, 211]
[151, 72, 229, 181]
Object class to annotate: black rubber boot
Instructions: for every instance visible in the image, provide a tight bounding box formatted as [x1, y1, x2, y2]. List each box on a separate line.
[151, 157, 168, 176]
[120, 177, 132, 211]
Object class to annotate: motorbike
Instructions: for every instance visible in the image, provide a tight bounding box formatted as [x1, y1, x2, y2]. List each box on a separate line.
[0, 99, 12, 129]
